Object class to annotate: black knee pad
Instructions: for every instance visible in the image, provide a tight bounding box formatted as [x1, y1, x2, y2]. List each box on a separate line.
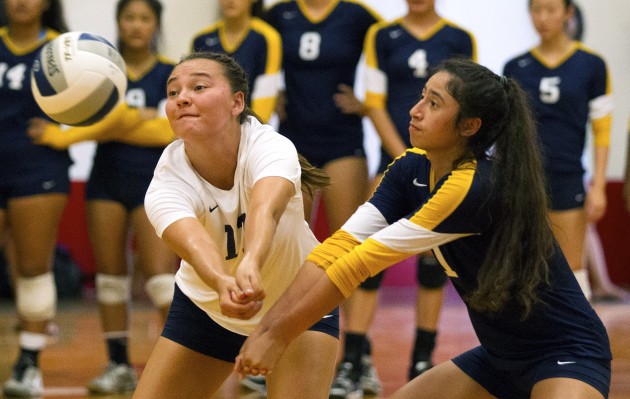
[359, 271, 385, 291]
[416, 256, 448, 289]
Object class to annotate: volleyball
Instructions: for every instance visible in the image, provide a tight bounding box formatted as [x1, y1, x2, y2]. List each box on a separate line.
[31, 31, 127, 126]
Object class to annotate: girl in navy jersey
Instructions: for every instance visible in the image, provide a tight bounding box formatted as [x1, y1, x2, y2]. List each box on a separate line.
[29, 1, 178, 394]
[191, 0, 281, 124]
[0, 1, 70, 396]
[237, 57, 612, 399]
[332, 1, 478, 392]
[265, 0, 381, 237]
[503, 0, 612, 301]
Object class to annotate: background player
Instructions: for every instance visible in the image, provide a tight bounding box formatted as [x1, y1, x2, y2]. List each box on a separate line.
[28, 0, 178, 394]
[0, 0, 70, 396]
[330, 1, 478, 394]
[264, 2, 381, 394]
[503, 0, 613, 301]
[191, 0, 281, 124]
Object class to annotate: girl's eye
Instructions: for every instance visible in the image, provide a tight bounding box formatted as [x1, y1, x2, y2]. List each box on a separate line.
[167, 90, 177, 97]
[194, 85, 206, 91]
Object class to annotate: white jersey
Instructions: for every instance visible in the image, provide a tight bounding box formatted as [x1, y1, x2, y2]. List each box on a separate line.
[145, 116, 319, 335]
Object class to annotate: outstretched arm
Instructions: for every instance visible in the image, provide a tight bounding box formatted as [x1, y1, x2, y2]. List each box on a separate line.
[162, 218, 262, 320]
[235, 261, 344, 376]
[234, 176, 294, 303]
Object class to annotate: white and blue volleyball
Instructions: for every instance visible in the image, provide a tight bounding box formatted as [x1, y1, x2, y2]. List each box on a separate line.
[31, 31, 127, 126]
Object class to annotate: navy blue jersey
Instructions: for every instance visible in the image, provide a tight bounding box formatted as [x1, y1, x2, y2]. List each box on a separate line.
[90, 57, 174, 178]
[503, 44, 612, 175]
[266, 0, 380, 153]
[0, 27, 71, 178]
[310, 149, 611, 362]
[191, 17, 282, 123]
[365, 18, 476, 146]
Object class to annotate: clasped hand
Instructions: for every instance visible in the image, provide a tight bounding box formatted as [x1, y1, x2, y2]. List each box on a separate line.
[216, 259, 266, 320]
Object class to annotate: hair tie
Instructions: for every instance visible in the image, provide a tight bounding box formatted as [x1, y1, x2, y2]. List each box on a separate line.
[500, 75, 509, 89]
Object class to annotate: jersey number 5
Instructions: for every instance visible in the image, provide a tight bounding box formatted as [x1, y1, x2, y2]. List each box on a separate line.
[539, 76, 561, 104]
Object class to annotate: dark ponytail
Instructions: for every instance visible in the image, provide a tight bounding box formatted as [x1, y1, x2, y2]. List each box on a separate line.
[435, 58, 554, 318]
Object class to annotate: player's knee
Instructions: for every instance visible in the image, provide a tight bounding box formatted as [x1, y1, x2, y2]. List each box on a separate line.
[16, 272, 57, 321]
[145, 273, 175, 309]
[417, 256, 448, 289]
[359, 272, 385, 291]
[96, 274, 130, 305]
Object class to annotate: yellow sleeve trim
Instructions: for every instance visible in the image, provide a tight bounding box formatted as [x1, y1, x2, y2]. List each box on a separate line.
[306, 230, 360, 270]
[325, 237, 413, 297]
[121, 118, 175, 147]
[592, 115, 612, 148]
[38, 103, 143, 149]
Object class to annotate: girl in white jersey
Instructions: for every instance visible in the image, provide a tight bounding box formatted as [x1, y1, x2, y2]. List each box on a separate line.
[134, 51, 338, 399]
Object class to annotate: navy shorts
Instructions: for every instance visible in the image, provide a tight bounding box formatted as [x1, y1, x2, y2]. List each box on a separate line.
[452, 346, 610, 399]
[545, 171, 585, 211]
[0, 168, 70, 209]
[86, 167, 152, 211]
[300, 147, 366, 169]
[162, 284, 340, 362]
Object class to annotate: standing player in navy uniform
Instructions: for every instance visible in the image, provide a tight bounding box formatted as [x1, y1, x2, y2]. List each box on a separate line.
[191, 0, 281, 124]
[503, 0, 613, 301]
[237, 57, 612, 399]
[82, 0, 178, 394]
[0, 0, 70, 397]
[265, 0, 381, 226]
[332, 0, 477, 391]
[265, 2, 381, 395]
[29, 1, 178, 394]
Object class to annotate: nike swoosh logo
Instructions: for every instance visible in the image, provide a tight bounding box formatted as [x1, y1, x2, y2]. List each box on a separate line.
[209, 205, 218, 212]
[557, 361, 576, 365]
[323, 314, 334, 319]
[413, 178, 427, 187]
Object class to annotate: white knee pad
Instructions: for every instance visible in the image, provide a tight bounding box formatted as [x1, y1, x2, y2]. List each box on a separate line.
[573, 269, 592, 301]
[96, 274, 131, 305]
[145, 273, 175, 308]
[16, 272, 57, 322]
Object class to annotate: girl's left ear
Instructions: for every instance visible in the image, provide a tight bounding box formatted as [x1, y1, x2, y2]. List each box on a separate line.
[232, 91, 246, 116]
[461, 117, 482, 137]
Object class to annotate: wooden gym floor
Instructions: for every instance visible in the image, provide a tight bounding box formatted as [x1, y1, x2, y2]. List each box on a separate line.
[0, 283, 628, 398]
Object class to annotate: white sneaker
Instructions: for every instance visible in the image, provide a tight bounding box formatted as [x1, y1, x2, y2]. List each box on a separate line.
[2, 366, 43, 397]
[240, 375, 267, 395]
[359, 355, 382, 395]
[87, 362, 137, 394]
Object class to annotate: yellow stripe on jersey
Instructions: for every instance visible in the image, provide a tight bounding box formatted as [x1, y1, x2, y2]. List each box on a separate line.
[326, 237, 414, 297]
[0, 27, 59, 55]
[409, 162, 476, 230]
[249, 18, 282, 123]
[306, 230, 361, 270]
[592, 114, 612, 148]
[363, 21, 389, 111]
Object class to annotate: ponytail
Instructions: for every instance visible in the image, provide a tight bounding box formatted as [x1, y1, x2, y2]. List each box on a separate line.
[434, 58, 554, 318]
[298, 154, 330, 199]
[470, 79, 554, 318]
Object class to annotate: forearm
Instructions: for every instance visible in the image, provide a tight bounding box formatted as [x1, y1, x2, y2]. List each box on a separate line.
[162, 218, 227, 290]
[624, 129, 630, 209]
[261, 262, 344, 343]
[118, 118, 176, 147]
[242, 177, 293, 267]
[590, 145, 609, 191]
